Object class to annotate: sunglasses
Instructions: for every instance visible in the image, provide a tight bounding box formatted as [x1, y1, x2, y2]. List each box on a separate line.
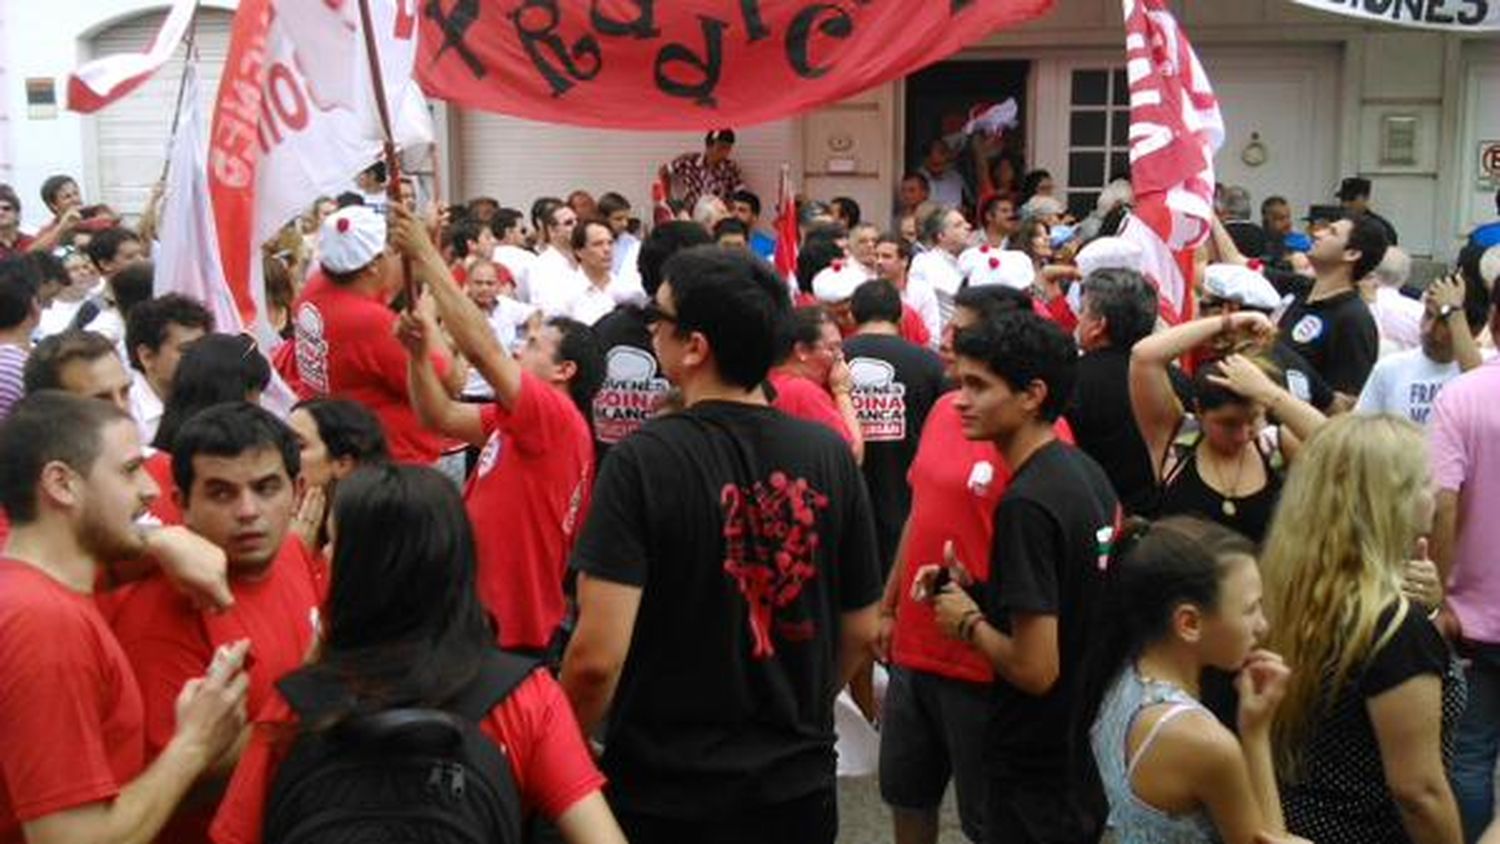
[642, 300, 679, 327]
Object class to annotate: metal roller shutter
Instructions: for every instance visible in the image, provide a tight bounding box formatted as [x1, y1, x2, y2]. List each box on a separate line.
[457, 111, 799, 219]
[89, 8, 233, 217]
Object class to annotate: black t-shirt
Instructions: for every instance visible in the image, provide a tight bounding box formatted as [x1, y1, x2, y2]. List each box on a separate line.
[1283, 602, 1464, 844]
[1269, 339, 1334, 412]
[1068, 346, 1180, 516]
[982, 440, 1120, 783]
[571, 400, 882, 817]
[590, 306, 670, 460]
[1366, 209, 1400, 247]
[843, 333, 945, 574]
[1278, 289, 1378, 395]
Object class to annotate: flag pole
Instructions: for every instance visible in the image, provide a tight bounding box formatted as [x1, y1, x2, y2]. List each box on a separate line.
[356, 0, 417, 310]
[158, 0, 201, 187]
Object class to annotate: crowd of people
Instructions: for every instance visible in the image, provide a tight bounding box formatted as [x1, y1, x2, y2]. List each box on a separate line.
[0, 124, 1498, 844]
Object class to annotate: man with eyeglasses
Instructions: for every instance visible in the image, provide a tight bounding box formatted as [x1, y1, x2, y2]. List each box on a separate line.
[0, 186, 33, 261]
[560, 245, 880, 843]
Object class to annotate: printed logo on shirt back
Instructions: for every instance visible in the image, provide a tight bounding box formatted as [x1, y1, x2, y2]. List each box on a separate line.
[849, 357, 908, 442]
[294, 303, 330, 395]
[721, 471, 828, 660]
[593, 346, 669, 444]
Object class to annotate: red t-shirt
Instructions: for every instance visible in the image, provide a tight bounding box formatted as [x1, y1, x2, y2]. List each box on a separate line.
[209, 670, 605, 844]
[466, 372, 593, 651]
[890, 393, 1074, 684]
[1040, 294, 1079, 333]
[109, 538, 323, 841]
[0, 561, 145, 842]
[289, 271, 450, 465]
[143, 449, 183, 526]
[0, 234, 33, 262]
[767, 370, 854, 444]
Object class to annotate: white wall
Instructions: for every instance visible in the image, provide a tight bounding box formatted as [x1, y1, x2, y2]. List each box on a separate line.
[961, 0, 1497, 259]
[2, 0, 236, 229]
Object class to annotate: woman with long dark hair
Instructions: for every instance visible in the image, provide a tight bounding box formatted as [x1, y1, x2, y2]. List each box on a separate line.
[211, 464, 627, 843]
[1080, 516, 1296, 844]
[1130, 313, 1326, 544]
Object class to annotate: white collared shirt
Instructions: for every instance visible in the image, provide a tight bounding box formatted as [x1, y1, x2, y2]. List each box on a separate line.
[529, 247, 588, 317]
[566, 270, 647, 326]
[908, 248, 963, 346]
[130, 369, 164, 445]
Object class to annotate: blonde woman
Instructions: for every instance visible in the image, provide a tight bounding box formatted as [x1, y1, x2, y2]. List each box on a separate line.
[1262, 414, 1464, 844]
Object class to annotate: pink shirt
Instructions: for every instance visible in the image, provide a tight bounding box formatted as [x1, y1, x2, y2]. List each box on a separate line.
[1430, 358, 1500, 643]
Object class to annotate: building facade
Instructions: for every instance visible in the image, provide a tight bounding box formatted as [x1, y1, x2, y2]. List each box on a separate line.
[3, 0, 1496, 261]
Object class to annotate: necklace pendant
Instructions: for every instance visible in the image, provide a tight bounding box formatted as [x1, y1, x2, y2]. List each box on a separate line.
[1222, 499, 1238, 517]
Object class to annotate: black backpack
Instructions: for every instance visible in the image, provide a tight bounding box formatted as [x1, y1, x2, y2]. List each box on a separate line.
[264, 650, 538, 844]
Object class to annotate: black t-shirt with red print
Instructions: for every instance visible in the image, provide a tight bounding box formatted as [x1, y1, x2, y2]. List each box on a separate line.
[571, 400, 881, 819]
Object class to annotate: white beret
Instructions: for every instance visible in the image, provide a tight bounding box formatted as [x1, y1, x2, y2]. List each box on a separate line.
[319, 205, 387, 274]
[963, 248, 1035, 290]
[1203, 263, 1282, 311]
[1075, 236, 1145, 279]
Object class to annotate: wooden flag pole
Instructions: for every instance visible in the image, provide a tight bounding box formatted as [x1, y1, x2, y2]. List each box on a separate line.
[355, 0, 418, 310]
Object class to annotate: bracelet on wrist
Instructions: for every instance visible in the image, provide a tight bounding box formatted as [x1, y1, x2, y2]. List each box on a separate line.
[959, 611, 983, 642]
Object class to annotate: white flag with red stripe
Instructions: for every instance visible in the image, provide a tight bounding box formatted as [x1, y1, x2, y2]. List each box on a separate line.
[66, 0, 198, 113]
[158, 61, 298, 415]
[156, 64, 243, 335]
[1120, 0, 1224, 324]
[208, 0, 431, 335]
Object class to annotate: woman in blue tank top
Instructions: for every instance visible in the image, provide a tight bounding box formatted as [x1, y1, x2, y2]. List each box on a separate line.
[1079, 516, 1306, 844]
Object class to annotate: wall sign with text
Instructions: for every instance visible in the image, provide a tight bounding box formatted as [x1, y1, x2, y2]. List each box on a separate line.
[1289, 0, 1499, 31]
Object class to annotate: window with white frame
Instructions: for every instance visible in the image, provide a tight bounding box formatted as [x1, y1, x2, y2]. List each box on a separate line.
[1065, 68, 1131, 220]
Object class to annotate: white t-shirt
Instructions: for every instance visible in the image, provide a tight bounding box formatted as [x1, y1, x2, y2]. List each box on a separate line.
[1355, 348, 1480, 425]
[921, 167, 967, 211]
[612, 232, 641, 277]
[492, 244, 539, 303]
[35, 297, 87, 340]
[1370, 286, 1423, 357]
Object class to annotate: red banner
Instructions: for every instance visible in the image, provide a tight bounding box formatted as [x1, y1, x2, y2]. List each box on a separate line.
[417, 0, 1054, 129]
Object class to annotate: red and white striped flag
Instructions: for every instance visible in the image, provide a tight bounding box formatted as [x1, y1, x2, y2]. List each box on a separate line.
[773, 165, 800, 296]
[66, 0, 197, 113]
[1119, 0, 1224, 325]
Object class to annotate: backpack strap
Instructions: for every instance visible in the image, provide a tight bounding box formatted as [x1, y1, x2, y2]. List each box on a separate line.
[276, 649, 541, 727]
[447, 650, 541, 722]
